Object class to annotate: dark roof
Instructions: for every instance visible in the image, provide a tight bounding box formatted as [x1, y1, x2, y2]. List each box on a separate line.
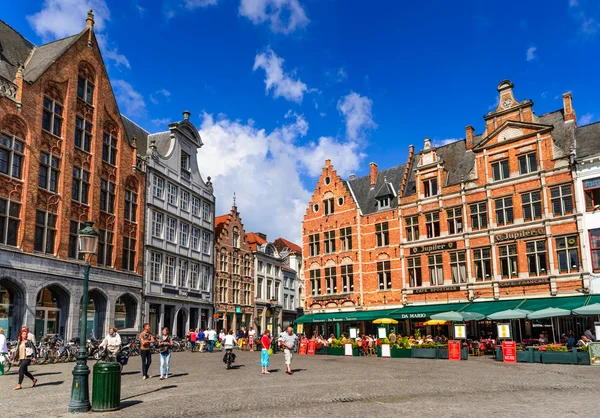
[148, 131, 172, 157]
[121, 115, 150, 151]
[374, 181, 394, 199]
[537, 110, 574, 156]
[0, 20, 34, 81]
[576, 121, 600, 159]
[347, 164, 405, 215]
[273, 237, 302, 253]
[23, 34, 82, 83]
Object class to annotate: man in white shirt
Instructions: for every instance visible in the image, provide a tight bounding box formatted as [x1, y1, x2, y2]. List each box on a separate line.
[280, 327, 298, 375]
[206, 328, 216, 352]
[101, 327, 122, 360]
[222, 330, 237, 368]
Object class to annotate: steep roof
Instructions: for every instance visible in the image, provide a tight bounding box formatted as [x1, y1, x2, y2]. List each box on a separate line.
[23, 33, 82, 83]
[246, 232, 267, 251]
[576, 121, 600, 160]
[273, 237, 302, 254]
[0, 20, 34, 81]
[214, 214, 229, 239]
[537, 109, 574, 156]
[121, 115, 150, 151]
[147, 131, 172, 157]
[347, 164, 405, 215]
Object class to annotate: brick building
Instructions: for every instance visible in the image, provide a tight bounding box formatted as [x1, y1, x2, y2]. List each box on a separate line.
[300, 80, 599, 340]
[214, 204, 254, 332]
[0, 14, 145, 339]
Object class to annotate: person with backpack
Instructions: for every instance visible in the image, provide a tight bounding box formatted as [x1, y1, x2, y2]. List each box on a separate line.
[158, 327, 174, 380]
[13, 328, 37, 390]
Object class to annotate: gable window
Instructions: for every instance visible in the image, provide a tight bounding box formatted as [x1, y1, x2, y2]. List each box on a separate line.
[181, 151, 190, 172]
[0, 198, 20, 246]
[446, 207, 463, 235]
[341, 265, 354, 292]
[122, 236, 136, 272]
[499, 244, 518, 279]
[378, 197, 390, 209]
[150, 251, 162, 282]
[325, 267, 336, 294]
[232, 252, 240, 275]
[38, 152, 60, 193]
[324, 198, 335, 216]
[77, 75, 94, 104]
[518, 153, 537, 175]
[405, 216, 419, 241]
[492, 159, 509, 181]
[202, 201, 211, 221]
[124, 189, 138, 222]
[100, 179, 116, 214]
[72, 166, 90, 204]
[202, 231, 211, 255]
[425, 212, 440, 238]
[42, 97, 63, 137]
[450, 252, 466, 283]
[233, 227, 240, 248]
[556, 236, 579, 273]
[166, 217, 177, 242]
[192, 196, 201, 216]
[423, 178, 438, 197]
[324, 230, 336, 254]
[102, 132, 117, 165]
[167, 183, 178, 206]
[153, 175, 165, 199]
[97, 228, 114, 267]
[526, 240, 547, 276]
[309, 233, 320, 256]
[473, 247, 492, 281]
[151, 211, 164, 238]
[376, 222, 389, 246]
[68, 220, 84, 260]
[180, 190, 190, 211]
[408, 257, 422, 287]
[74, 117, 92, 152]
[470, 202, 487, 230]
[34, 210, 56, 254]
[377, 261, 391, 290]
[495, 197, 513, 226]
[551, 185, 573, 216]
[339, 226, 352, 251]
[220, 250, 228, 272]
[584, 178, 600, 211]
[428, 254, 444, 285]
[244, 256, 251, 276]
[310, 269, 321, 295]
[0, 132, 24, 179]
[521, 191, 542, 222]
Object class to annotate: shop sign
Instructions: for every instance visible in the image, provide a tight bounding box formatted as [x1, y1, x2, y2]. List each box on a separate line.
[307, 340, 316, 355]
[298, 340, 307, 355]
[349, 328, 358, 339]
[399, 313, 427, 319]
[454, 324, 466, 339]
[413, 285, 461, 294]
[381, 344, 391, 358]
[502, 341, 517, 363]
[498, 277, 550, 288]
[497, 323, 511, 339]
[583, 177, 600, 189]
[344, 343, 353, 356]
[377, 327, 387, 339]
[410, 241, 457, 254]
[495, 228, 544, 243]
[448, 340, 461, 361]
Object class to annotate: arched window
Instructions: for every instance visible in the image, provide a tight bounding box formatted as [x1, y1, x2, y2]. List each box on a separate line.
[77, 65, 95, 104]
[114, 294, 136, 329]
[232, 251, 240, 275]
[1, 117, 26, 180]
[220, 249, 228, 272]
[232, 226, 240, 248]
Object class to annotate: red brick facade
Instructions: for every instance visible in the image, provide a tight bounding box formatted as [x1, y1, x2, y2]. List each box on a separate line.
[302, 81, 586, 313]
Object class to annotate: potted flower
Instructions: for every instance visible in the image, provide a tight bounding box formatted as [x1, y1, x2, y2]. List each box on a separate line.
[328, 338, 344, 356]
[411, 342, 439, 359]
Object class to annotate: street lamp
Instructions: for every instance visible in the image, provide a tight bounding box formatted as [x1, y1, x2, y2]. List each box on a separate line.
[270, 297, 278, 354]
[68, 221, 99, 413]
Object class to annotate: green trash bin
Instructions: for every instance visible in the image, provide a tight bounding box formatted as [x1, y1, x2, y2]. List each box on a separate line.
[92, 362, 121, 412]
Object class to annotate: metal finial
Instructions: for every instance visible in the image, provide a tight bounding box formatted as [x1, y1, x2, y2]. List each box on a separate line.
[233, 191, 236, 207]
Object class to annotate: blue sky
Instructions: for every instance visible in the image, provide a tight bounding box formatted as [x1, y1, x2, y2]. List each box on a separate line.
[3, 0, 600, 242]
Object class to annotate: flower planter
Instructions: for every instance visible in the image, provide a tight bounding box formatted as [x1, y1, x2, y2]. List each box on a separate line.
[328, 347, 344, 356]
[438, 347, 468, 360]
[495, 347, 503, 361]
[576, 351, 591, 365]
[516, 350, 530, 363]
[391, 348, 412, 358]
[411, 347, 437, 359]
[541, 351, 575, 365]
[316, 347, 328, 355]
[352, 347, 360, 357]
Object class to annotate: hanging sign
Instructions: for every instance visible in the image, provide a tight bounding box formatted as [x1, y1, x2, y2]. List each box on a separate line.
[349, 328, 358, 339]
[381, 344, 391, 358]
[377, 327, 387, 339]
[502, 341, 517, 363]
[454, 324, 466, 339]
[497, 323, 511, 339]
[448, 340, 461, 361]
[344, 343, 353, 356]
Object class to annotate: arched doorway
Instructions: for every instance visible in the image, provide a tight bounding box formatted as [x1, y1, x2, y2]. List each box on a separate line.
[176, 308, 187, 338]
[0, 278, 26, 340]
[114, 294, 137, 330]
[35, 285, 69, 341]
[80, 289, 107, 339]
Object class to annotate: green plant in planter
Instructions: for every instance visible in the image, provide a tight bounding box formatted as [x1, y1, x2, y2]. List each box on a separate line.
[414, 329, 421, 340]
[545, 345, 568, 352]
[396, 337, 411, 349]
[419, 343, 438, 349]
[580, 345, 589, 352]
[378, 338, 391, 345]
[330, 338, 343, 348]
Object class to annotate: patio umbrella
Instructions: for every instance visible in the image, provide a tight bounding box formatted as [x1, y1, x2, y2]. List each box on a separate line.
[430, 311, 485, 322]
[372, 318, 398, 325]
[573, 303, 600, 316]
[423, 320, 447, 326]
[487, 310, 531, 342]
[527, 308, 572, 343]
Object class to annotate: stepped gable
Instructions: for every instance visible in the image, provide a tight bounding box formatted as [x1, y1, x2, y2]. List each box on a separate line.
[347, 164, 405, 215]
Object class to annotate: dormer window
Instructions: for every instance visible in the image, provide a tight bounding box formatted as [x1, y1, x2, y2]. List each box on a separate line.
[181, 151, 190, 172]
[324, 198, 334, 216]
[378, 197, 390, 209]
[423, 178, 438, 197]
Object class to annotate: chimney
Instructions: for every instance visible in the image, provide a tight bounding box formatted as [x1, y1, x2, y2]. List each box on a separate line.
[15, 63, 23, 103]
[257, 232, 267, 241]
[324, 159, 331, 167]
[562, 92, 576, 124]
[465, 125, 475, 150]
[86, 9, 95, 28]
[369, 162, 378, 188]
[349, 174, 356, 180]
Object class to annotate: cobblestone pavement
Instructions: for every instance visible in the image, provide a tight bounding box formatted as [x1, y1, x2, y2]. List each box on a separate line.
[0, 350, 597, 417]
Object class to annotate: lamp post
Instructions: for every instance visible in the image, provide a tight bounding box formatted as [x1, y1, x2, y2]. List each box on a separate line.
[68, 221, 99, 413]
[270, 297, 278, 354]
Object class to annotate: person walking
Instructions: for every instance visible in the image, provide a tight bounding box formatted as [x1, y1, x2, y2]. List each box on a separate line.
[206, 328, 216, 353]
[13, 328, 37, 390]
[0, 327, 8, 375]
[189, 328, 197, 352]
[158, 327, 173, 380]
[140, 323, 155, 379]
[260, 329, 271, 374]
[248, 327, 256, 352]
[197, 328, 205, 352]
[280, 326, 298, 375]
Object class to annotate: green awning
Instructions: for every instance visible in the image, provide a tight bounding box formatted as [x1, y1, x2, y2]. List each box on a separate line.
[587, 295, 600, 305]
[390, 302, 470, 320]
[519, 295, 590, 311]
[295, 309, 397, 324]
[462, 299, 525, 316]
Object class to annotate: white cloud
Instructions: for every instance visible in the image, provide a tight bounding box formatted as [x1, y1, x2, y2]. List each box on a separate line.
[185, 0, 220, 8]
[526, 46, 537, 61]
[579, 113, 594, 125]
[336, 67, 348, 82]
[253, 48, 308, 103]
[112, 80, 146, 117]
[431, 138, 460, 147]
[27, 0, 129, 69]
[152, 118, 172, 126]
[582, 17, 600, 35]
[337, 92, 377, 141]
[196, 110, 364, 243]
[239, 0, 309, 34]
[149, 89, 171, 104]
[570, 0, 579, 7]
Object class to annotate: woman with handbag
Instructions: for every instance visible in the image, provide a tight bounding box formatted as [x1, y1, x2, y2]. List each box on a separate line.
[13, 328, 37, 390]
[158, 327, 173, 380]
